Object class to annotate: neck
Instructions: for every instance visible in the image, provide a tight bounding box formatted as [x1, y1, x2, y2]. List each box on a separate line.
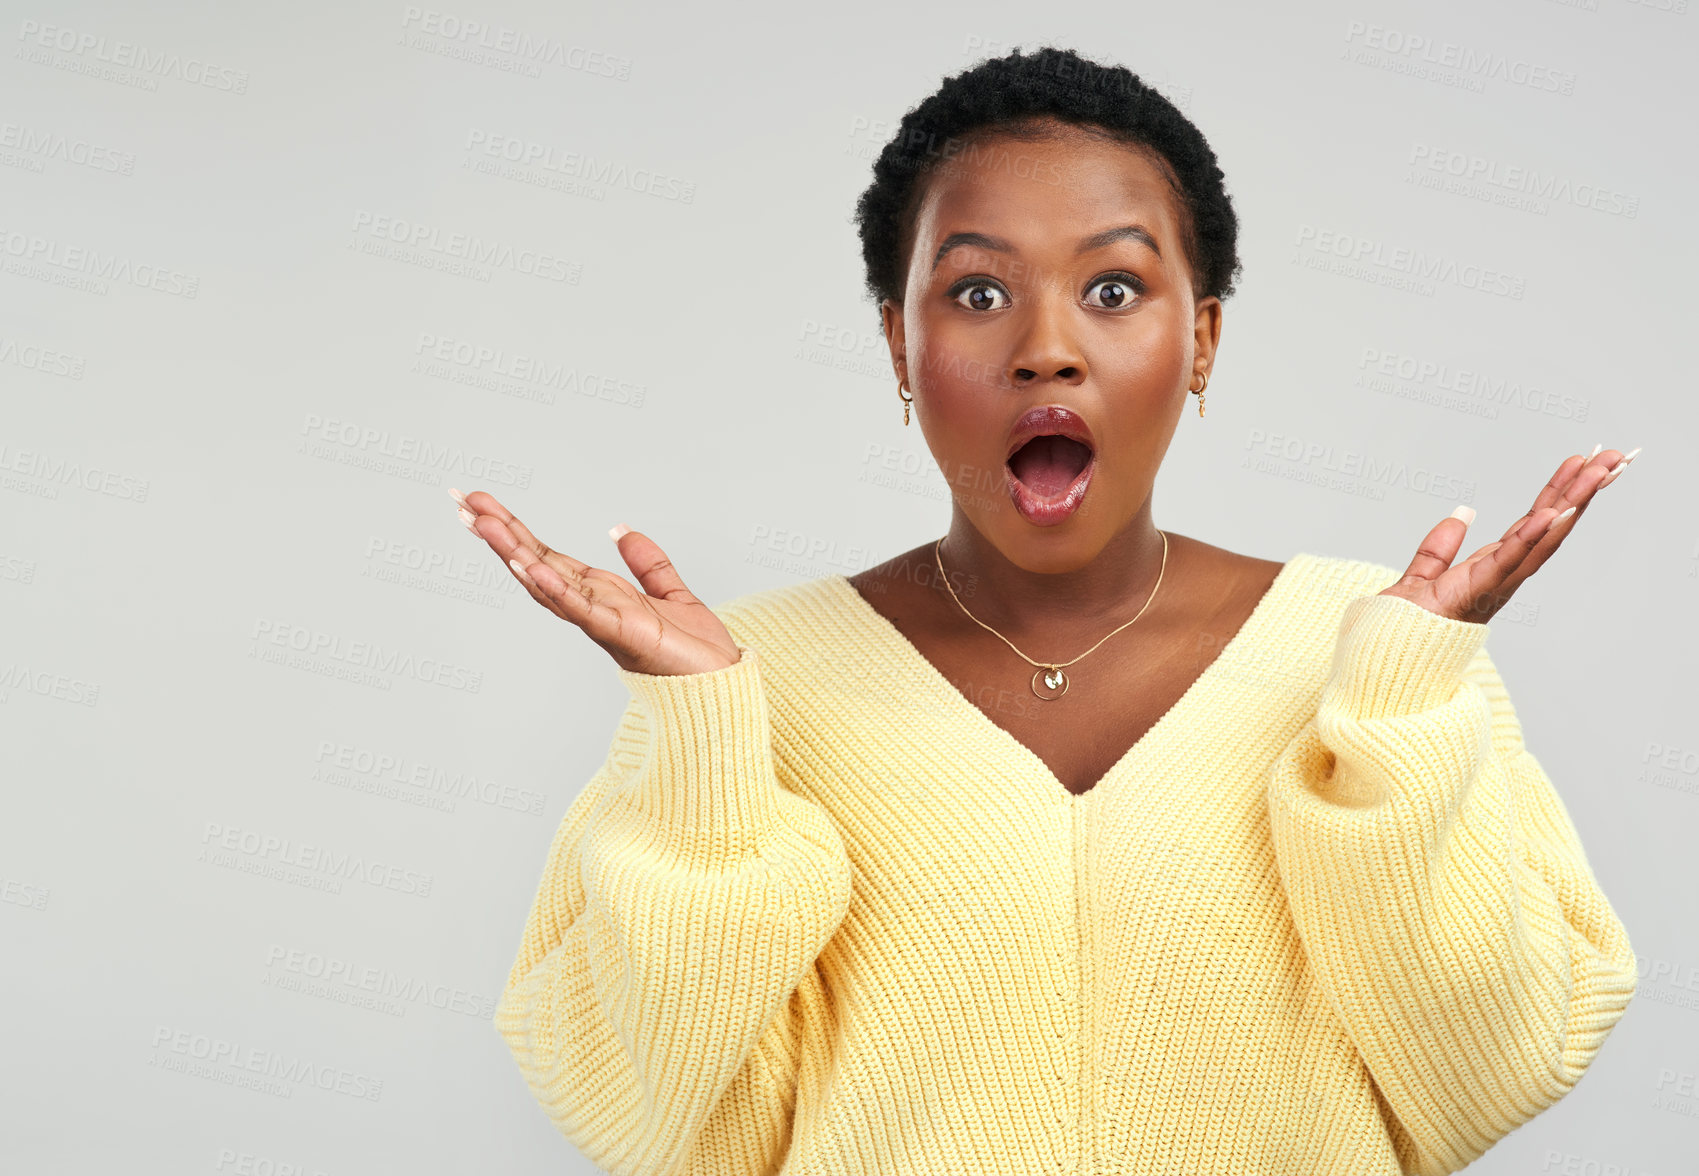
[933, 506, 1172, 644]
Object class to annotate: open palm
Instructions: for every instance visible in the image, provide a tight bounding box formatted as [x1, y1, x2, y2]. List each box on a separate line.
[1382, 445, 1638, 624]
[452, 488, 742, 676]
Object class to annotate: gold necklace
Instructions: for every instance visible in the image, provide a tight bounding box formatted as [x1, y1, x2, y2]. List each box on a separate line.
[931, 529, 1170, 701]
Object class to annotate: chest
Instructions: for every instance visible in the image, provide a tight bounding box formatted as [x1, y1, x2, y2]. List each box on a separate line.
[941, 640, 1223, 796]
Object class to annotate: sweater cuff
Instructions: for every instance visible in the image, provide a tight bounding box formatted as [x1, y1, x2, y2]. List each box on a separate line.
[1326, 593, 1490, 720]
[613, 644, 784, 846]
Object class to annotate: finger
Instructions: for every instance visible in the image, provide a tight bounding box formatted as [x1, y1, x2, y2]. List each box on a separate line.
[1494, 453, 1581, 545]
[1456, 538, 1506, 569]
[1396, 507, 1472, 585]
[1599, 445, 1640, 488]
[1459, 502, 1569, 609]
[513, 555, 657, 653]
[455, 492, 591, 618]
[610, 526, 705, 604]
[457, 491, 655, 641]
[1476, 449, 1620, 613]
[490, 520, 649, 624]
[1515, 448, 1622, 553]
[475, 515, 577, 611]
[1495, 448, 1623, 591]
[454, 488, 508, 535]
[509, 538, 649, 620]
[504, 556, 571, 622]
[1496, 448, 1625, 547]
[457, 487, 508, 518]
[455, 488, 520, 550]
[460, 491, 604, 592]
[450, 487, 491, 541]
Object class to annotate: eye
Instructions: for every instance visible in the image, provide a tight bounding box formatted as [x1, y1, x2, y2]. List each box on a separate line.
[1084, 273, 1144, 310]
[949, 280, 1010, 312]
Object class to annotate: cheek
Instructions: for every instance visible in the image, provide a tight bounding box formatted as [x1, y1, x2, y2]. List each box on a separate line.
[907, 328, 1002, 404]
[906, 339, 1003, 489]
[909, 347, 1005, 473]
[1091, 324, 1188, 396]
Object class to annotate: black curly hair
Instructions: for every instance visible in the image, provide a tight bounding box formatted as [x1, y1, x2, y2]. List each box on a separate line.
[852, 46, 1242, 313]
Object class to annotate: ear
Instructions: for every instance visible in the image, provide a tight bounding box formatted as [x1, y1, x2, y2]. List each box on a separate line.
[880, 298, 908, 389]
[1192, 294, 1223, 375]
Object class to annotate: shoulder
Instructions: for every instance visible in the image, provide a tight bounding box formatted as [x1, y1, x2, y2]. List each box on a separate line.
[1286, 550, 1405, 606]
[1173, 534, 1397, 607]
[1235, 548, 1406, 655]
[1183, 534, 1401, 625]
[707, 574, 858, 661]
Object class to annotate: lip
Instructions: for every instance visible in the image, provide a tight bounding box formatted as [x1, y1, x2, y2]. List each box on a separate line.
[1003, 404, 1098, 527]
[1004, 404, 1097, 462]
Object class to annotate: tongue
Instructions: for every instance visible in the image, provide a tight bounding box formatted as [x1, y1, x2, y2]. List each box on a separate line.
[1008, 435, 1091, 497]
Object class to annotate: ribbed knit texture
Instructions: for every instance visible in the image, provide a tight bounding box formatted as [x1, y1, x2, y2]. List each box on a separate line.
[493, 551, 1636, 1176]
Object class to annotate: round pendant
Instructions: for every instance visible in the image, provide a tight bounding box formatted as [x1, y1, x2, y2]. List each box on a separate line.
[1031, 665, 1069, 700]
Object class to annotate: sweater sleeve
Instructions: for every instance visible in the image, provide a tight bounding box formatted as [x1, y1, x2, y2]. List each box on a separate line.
[493, 643, 855, 1176]
[1266, 591, 1637, 1176]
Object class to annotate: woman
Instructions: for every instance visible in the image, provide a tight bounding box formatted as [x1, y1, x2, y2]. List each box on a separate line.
[461, 46, 1638, 1176]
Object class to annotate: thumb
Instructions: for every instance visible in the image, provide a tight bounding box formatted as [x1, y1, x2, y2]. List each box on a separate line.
[1398, 504, 1473, 584]
[608, 524, 701, 603]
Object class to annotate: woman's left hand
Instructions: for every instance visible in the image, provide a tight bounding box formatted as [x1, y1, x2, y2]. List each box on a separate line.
[1381, 445, 1639, 624]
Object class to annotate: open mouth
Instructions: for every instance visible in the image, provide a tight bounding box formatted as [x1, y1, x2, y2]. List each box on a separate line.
[1006, 434, 1095, 499]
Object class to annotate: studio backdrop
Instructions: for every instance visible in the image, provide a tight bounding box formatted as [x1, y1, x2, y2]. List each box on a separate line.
[2, 1, 1694, 1173]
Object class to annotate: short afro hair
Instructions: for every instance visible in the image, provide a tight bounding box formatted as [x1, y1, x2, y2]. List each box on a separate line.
[852, 46, 1242, 311]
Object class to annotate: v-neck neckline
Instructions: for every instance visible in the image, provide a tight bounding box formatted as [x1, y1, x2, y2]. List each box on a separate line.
[825, 552, 1314, 802]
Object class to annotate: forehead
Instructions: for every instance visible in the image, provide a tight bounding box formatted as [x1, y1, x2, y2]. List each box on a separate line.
[910, 128, 1182, 259]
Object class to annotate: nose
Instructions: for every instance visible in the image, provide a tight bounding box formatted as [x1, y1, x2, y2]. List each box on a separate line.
[1008, 288, 1086, 388]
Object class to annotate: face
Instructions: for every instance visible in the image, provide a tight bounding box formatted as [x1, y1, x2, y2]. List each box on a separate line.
[881, 120, 1222, 572]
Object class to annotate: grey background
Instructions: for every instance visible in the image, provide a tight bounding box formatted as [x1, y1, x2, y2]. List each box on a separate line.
[2, 0, 1693, 1172]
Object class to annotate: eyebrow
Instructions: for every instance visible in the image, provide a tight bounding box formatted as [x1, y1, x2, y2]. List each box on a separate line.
[931, 224, 1162, 271]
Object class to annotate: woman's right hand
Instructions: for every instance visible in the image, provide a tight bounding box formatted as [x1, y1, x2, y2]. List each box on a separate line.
[452, 488, 742, 677]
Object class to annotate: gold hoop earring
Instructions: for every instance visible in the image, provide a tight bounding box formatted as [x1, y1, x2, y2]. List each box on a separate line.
[898, 380, 913, 426]
[1190, 371, 1209, 417]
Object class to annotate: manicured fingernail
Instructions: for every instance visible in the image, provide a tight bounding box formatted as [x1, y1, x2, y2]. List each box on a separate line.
[448, 487, 468, 506]
[458, 508, 477, 531]
[1548, 505, 1577, 530]
[1601, 448, 1639, 485]
[509, 557, 534, 583]
[1587, 444, 1601, 460]
[1450, 504, 1475, 526]
[609, 523, 630, 541]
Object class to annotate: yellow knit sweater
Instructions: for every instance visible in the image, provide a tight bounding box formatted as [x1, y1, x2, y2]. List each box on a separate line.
[493, 551, 1637, 1176]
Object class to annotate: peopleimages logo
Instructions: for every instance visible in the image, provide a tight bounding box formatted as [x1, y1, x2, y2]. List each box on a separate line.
[199, 821, 435, 897]
[349, 210, 578, 283]
[0, 227, 199, 297]
[149, 1025, 382, 1101]
[298, 411, 535, 489]
[1341, 20, 1577, 95]
[0, 334, 86, 380]
[265, 944, 499, 1019]
[398, 6, 631, 79]
[1407, 144, 1639, 219]
[412, 332, 647, 408]
[15, 20, 250, 93]
[0, 122, 136, 174]
[0, 441, 150, 502]
[463, 130, 696, 203]
[1293, 224, 1526, 300]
